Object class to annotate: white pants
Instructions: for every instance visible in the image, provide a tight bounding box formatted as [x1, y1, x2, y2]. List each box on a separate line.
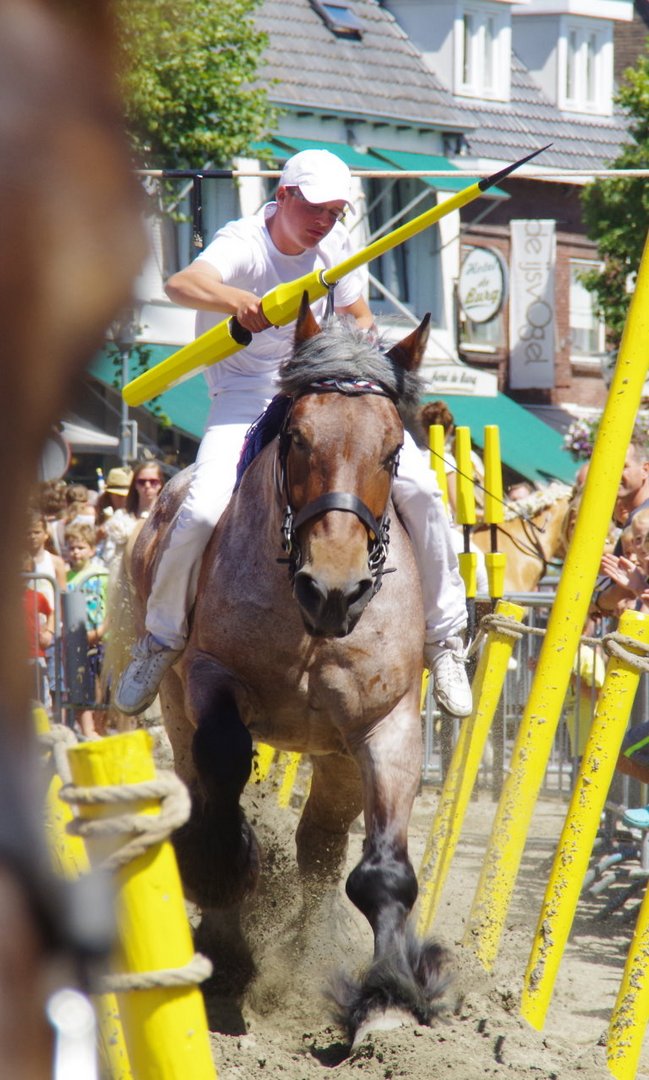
[146, 390, 468, 649]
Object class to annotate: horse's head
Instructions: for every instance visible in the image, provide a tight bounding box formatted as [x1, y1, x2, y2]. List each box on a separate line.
[277, 296, 428, 637]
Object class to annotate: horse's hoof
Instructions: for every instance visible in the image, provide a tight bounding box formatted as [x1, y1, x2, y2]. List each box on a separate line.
[351, 1006, 414, 1050]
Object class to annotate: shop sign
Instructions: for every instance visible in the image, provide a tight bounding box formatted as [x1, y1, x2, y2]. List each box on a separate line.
[458, 247, 506, 324]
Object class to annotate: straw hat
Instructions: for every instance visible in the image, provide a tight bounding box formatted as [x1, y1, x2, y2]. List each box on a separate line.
[105, 466, 133, 495]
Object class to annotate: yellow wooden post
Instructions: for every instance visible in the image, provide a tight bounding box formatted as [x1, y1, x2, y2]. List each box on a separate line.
[520, 610, 649, 1030]
[33, 708, 133, 1080]
[252, 742, 276, 783]
[67, 731, 217, 1080]
[482, 425, 506, 600]
[428, 423, 449, 507]
[607, 866, 649, 1078]
[417, 601, 525, 934]
[463, 228, 649, 971]
[454, 426, 478, 600]
[276, 751, 302, 809]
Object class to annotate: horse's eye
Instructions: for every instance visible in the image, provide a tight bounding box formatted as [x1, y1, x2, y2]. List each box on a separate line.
[384, 445, 402, 470]
[289, 429, 307, 451]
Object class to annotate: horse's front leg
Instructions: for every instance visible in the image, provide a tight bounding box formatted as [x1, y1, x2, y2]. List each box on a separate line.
[341, 694, 452, 1043]
[174, 654, 261, 910]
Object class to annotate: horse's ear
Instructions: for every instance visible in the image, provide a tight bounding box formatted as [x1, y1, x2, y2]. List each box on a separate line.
[386, 313, 431, 371]
[294, 292, 321, 347]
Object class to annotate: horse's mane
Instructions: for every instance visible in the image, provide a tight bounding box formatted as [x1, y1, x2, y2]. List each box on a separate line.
[278, 319, 422, 417]
[503, 481, 572, 522]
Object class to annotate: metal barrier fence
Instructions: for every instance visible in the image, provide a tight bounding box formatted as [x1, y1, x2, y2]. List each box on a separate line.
[23, 569, 110, 727]
[26, 574, 648, 812]
[423, 591, 649, 804]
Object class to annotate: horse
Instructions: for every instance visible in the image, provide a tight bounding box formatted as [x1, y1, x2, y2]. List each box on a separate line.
[125, 300, 451, 1043]
[469, 482, 573, 593]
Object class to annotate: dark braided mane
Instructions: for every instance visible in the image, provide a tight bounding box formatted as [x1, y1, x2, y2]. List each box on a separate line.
[278, 319, 422, 417]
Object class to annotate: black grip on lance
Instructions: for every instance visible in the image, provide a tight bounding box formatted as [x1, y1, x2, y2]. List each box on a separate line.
[229, 318, 253, 347]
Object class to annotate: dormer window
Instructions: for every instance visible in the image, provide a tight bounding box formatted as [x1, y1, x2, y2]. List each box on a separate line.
[455, 3, 511, 102]
[310, 0, 364, 39]
[559, 17, 612, 115]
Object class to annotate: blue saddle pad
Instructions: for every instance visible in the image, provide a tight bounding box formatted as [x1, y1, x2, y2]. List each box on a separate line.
[234, 394, 291, 491]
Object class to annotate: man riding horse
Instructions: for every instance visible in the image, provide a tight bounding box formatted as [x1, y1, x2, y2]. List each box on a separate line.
[115, 149, 472, 719]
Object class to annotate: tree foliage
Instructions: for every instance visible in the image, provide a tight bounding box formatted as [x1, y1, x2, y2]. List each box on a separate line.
[580, 49, 649, 346]
[114, 0, 278, 170]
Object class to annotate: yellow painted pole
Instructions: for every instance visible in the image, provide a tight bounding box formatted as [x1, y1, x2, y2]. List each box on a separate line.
[607, 867, 649, 1078]
[417, 601, 525, 935]
[123, 148, 549, 406]
[34, 708, 133, 1080]
[455, 426, 478, 597]
[252, 742, 276, 783]
[428, 424, 449, 507]
[67, 731, 216, 1080]
[520, 609, 649, 1030]
[482, 426, 506, 600]
[276, 751, 302, 809]
[463, 228, 649, 971]
[34, 708, 88, 876]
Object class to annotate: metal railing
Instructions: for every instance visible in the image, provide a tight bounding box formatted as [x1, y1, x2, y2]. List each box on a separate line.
[23, 569, 109, 726]
[423, 592, 648, 803]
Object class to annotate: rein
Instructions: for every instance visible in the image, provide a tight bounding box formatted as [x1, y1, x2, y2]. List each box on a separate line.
[276, 378, 398, 595]
[485, 510, 563, 576]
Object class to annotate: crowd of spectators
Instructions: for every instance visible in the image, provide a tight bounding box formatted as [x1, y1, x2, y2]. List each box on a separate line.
[23, 461, 166, 737]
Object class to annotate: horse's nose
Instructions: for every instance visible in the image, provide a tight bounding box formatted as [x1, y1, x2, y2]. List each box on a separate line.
[293, 570, 374, 637]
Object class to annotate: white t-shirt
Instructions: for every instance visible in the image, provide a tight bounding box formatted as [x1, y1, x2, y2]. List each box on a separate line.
[195, 203, 366, 398]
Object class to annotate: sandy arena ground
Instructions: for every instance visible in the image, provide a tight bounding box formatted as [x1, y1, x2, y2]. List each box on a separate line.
[166, 746, 649, 1080]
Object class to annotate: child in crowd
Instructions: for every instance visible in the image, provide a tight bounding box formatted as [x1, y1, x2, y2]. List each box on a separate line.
[22, 559, 54, 711]
[599, 505, 649, 613]
[25, 508, 67, 701]
[64, 522, 107, 738]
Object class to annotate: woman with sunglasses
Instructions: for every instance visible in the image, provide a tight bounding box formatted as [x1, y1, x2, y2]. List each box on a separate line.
[125, 461, 166, 519]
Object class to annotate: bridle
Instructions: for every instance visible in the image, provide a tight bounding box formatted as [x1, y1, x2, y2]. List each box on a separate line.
[275, 377, 400, 596]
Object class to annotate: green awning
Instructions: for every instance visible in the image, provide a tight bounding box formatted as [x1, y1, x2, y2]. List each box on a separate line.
[425, 392, 577, 486]
[88, 346, 209, 441]
[252, 136, 393, 172]
[371, 147, 508, 198]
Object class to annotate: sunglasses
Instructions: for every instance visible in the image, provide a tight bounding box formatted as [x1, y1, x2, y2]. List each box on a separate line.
[286, 186, 347, 224]
[136, 477, 162, 487]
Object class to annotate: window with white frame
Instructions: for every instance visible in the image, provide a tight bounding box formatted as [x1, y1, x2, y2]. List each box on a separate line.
[366, 177, 443, 326]
[455, 3, 511, 101]
[569, 259, 605, 360]
[559, 17, 612, 115]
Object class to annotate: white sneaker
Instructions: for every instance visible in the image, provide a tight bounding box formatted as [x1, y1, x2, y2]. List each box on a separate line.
[425, 636, 472, 718]
[114, 633, 182, 715]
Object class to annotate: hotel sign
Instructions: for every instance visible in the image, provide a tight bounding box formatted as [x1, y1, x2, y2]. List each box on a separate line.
[458, 247, 506, 324]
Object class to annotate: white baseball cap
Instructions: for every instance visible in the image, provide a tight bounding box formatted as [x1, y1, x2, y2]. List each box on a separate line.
[279, 149, 355, 213]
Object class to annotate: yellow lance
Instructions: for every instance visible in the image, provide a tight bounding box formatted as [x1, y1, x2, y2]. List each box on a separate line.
[123, 145, 550, 407]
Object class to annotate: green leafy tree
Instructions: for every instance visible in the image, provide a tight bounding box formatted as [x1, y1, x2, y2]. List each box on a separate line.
[581, 50, 649, 346]
[115, 0, 278, 171]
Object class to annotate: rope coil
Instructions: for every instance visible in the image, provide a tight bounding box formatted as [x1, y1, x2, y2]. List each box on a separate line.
[599, 629, 649, 673]
[59, 771, 191, 874]
[468, 611, 526, 657]
[100, 952, 213, 994]
[52, 757, 213, 993]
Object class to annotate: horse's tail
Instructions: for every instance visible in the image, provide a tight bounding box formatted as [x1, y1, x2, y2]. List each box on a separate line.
[101, 523, 143, 706]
